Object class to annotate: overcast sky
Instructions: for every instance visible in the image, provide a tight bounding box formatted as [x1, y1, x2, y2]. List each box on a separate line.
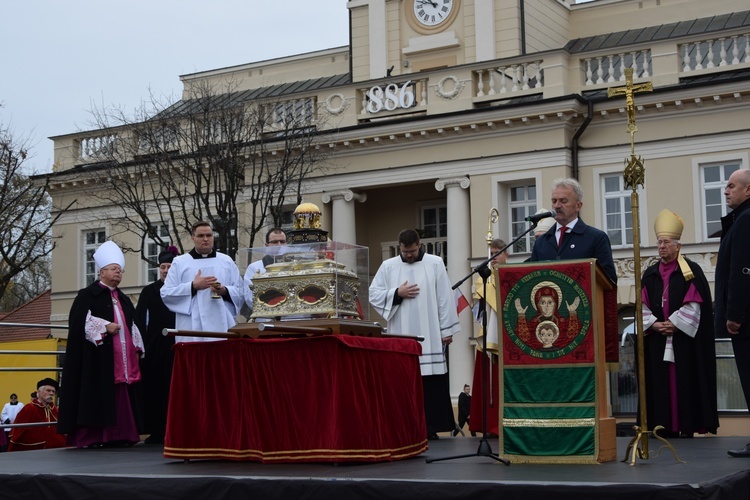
[0, 1, 350, 172]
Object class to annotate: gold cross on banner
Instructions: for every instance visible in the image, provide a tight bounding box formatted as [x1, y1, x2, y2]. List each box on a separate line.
[607, 67, 653, 136]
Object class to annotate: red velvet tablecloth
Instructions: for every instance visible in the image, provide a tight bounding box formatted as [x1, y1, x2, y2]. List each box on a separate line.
[164, 335, 427, 463]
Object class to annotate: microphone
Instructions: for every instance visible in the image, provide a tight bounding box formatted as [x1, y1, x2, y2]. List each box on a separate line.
[525, 210, 556, 223]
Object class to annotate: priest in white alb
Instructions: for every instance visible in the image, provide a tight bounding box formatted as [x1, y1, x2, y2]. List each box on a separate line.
[161, 221, 244, 343]
[370, 228, 460, 439]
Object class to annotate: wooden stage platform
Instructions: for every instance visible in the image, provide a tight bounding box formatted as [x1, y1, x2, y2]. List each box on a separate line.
[1, 436, 749, 499]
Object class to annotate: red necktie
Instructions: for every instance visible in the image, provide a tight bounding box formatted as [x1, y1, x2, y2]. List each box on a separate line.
[558, 226, 568, 247]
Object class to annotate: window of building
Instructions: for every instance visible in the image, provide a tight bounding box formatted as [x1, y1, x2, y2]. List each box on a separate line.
[602, 174, 633, 247]
[83, 229, 107, 286]
[145, 224, 171, 283]
[611, 308, 637, 415]
[419, 204, 448, 262]
[421, 205, 447, 239]
[271, 205, 296, 234]
[509, 183, 537, 253]
[702, 161, 740, 239]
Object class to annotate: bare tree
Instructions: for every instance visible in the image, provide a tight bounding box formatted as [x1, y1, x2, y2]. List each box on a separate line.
[0, 122, 70, 310]
[0, 257, 50, 312]
[71, 80, 331, 264]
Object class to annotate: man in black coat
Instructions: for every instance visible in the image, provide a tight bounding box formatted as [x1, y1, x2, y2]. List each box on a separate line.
[716, 169, 750, 457]
[135, 247, 178, 445]
[58, 241, 144, 448]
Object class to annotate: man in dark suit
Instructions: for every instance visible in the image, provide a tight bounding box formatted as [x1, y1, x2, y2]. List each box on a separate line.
[136, 246, 178, 445]
[530, 178, 617, 284]
[453, 384, 475, 437]
[716, 169, 750, 457]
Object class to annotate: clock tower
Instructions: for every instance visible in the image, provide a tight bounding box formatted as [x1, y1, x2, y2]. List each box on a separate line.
[405, 0, 461, 33]
[348, 0, 513, 83]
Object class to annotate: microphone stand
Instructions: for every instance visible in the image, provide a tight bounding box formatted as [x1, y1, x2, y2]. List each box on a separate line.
[426, 221, 540, 465]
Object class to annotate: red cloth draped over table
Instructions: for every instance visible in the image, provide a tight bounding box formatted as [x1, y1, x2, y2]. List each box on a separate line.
[164, 335, 427, 463]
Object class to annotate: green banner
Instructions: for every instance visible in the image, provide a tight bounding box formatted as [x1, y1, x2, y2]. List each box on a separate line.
[504, 426, 595, 456]
[504, 366, 596, 403]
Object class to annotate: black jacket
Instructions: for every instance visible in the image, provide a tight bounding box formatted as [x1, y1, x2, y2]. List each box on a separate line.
[530, 218, 617, 284]
[714, 197, 750, 338]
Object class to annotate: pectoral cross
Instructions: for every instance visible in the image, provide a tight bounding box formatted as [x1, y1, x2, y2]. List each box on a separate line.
[661, 285, 669, 308]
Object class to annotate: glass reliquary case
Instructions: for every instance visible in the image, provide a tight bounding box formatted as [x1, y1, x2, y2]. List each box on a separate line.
[245, 241, 369, 321]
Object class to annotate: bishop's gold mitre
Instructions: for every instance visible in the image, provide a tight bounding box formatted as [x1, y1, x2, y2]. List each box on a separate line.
[653, 208, 693, 280]
[654, 209, 684, 240]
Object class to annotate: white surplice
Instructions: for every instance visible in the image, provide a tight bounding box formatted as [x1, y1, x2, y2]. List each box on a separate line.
[161, 251, 244, 343]
[369, 253, 461, 376]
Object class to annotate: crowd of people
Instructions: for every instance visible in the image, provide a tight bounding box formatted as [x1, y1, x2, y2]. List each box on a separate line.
[1, 172, 749, 456]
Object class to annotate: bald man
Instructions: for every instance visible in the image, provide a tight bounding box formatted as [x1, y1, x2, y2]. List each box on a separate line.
[717, 169, 750, 457]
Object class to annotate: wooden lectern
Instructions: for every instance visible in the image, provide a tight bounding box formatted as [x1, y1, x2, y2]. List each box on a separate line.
[496, 258, 616, 463]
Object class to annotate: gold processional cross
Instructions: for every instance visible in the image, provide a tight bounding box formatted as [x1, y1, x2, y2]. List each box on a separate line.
[607, 68, 683, 466]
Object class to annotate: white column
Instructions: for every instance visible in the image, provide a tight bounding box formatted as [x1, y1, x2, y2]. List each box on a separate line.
[475, 0, 496, 62]
[347, 0, 388, 79]
[369, 0, 388, 79]
[435, 176, 473, 397]
[321, 190, 367, 244]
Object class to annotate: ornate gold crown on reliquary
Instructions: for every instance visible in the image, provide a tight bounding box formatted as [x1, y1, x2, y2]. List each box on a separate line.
[287, 202, 329, 244]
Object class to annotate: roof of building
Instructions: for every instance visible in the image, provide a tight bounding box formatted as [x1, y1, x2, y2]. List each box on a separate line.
[159, 73, 352, 118]
[566, 10, 750, 54]
[0, 290, 52, 343]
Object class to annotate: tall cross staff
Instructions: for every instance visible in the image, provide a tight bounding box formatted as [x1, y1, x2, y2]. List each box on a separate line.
[608, 68, 683, 466]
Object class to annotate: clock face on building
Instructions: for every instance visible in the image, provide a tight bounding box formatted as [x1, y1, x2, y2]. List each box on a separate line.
[413, 0, 455, 27]
[406, 0, 460, 34]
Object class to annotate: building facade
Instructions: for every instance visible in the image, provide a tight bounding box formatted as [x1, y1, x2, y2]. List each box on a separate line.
[47, 0, 750, 410]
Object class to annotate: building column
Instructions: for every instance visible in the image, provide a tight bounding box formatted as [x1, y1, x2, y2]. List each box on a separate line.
[321, 190, 367, 244]
[474, 0, 496, 62]
[435, 176, 473, 398]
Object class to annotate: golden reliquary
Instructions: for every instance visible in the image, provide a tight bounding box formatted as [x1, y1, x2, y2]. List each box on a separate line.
[250, 258, 361, 319]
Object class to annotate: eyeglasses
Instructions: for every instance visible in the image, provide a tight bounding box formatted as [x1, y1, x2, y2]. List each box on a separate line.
[101, 267, 124, 274]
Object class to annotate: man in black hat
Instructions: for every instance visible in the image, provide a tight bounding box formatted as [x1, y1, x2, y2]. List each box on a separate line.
[7, 378, 67, 451]
[135, 246, 178, 445]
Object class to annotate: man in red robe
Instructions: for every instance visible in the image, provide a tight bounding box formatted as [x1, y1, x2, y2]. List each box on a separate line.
[8, 378, 66, 451]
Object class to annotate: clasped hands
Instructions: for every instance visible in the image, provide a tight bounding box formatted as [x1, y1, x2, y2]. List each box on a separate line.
[652, 320, 676, 335]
